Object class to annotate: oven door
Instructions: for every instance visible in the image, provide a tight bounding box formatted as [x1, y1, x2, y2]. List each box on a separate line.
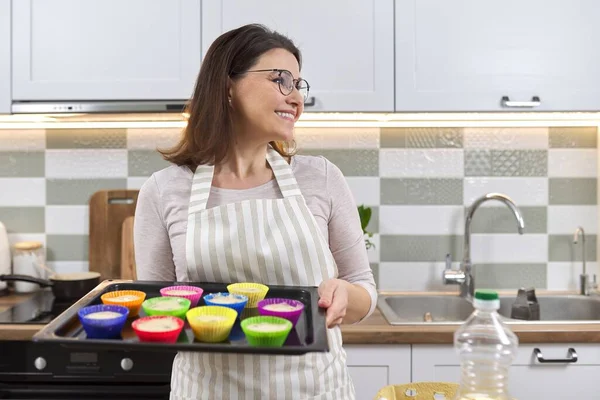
[0, 382, 171, 399]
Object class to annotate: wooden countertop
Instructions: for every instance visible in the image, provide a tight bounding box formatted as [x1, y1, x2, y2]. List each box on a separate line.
[2, 291, 600, 344]
[341, 309, 600, 344]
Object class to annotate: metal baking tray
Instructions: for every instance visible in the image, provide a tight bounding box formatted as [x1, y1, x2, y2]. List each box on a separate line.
[32, 280, 329, 355]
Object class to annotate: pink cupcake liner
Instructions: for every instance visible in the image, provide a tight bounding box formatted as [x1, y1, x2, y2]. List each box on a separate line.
[160, 285, 204, 307]
[257, 298, 305, 327]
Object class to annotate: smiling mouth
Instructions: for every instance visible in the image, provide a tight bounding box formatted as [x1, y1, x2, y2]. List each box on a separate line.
[275, 111, 295, 121]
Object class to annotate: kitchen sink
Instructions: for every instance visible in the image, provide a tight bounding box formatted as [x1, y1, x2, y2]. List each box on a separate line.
[377, 293, 600, 325]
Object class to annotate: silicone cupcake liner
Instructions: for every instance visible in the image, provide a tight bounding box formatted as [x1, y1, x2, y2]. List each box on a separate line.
[131, 316, 184, 344]
[159, 285, 204, 307]
[241, 316, 293, 347]
[100, 290, 146, 318]
[142, 297, 191, 319]
[257, 298, 305, 327]
[186, 306, 237, 343]
[78, 304, 129, 339]
[227, 282, 269, 308]
[203, 292, 248, 316]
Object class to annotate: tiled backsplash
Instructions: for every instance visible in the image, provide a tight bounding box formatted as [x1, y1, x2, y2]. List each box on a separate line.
[0, 126, 597, 292]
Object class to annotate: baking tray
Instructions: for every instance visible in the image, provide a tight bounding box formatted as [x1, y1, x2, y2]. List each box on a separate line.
[32, 279, 329, 355]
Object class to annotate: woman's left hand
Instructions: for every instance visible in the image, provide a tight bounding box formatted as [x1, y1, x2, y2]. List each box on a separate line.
[318, 279, 349, 328]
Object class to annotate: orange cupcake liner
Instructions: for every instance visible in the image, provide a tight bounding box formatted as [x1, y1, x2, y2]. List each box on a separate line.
[101, 290, 146, 317]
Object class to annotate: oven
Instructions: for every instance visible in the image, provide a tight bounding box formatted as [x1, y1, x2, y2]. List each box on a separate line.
[0, 341, 175, 399]
[0, 291, 175, 399]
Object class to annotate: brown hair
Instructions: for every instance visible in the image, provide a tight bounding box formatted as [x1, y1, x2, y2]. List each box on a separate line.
[160, 24, 302, 168]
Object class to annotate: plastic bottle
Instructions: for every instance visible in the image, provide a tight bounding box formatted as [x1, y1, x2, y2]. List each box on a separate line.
[453, 290, 518, 400]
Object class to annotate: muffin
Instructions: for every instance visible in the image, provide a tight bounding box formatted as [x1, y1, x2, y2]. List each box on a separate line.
[78, 304, 129, 339]
[132, 315, 184, 343]
[100, 290, 146, 317]
[142, 297, 191, 319]
[258, 298, 305, 327]
[227, 282, 269, 308]
[159, 285, 204, 307]
[203, 292, 248, 316]
[241, 316, 292, 347]
[186, 306, 237, 343]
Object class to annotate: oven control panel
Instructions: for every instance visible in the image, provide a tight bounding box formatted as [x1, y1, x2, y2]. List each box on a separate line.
[0, 341, 175, 382]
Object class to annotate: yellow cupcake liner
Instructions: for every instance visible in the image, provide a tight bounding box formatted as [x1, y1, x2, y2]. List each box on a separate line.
[186, 306, 237, 343]
[227, 282, 269, 308]
[101, 290, 146, 317]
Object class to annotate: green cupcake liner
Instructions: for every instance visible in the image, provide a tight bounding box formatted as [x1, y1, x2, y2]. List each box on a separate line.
[241, 316, 292, 347]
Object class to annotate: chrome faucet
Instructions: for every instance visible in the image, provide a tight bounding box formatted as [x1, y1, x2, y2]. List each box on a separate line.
[574, 226, 596, 295]
[444, 193, 525, 299]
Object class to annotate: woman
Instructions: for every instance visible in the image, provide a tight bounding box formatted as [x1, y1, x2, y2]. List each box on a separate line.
[134, 23, 377, 399]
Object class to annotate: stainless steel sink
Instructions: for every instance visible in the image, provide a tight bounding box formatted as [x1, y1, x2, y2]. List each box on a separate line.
[498, 295, 600, 321]
[378, 293, 600, 325]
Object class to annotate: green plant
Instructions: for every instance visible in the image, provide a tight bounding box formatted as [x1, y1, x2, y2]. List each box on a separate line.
[357, 205, 375, 250]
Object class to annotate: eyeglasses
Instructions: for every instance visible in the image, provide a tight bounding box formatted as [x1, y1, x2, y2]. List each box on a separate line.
[235, 69, 310, 102]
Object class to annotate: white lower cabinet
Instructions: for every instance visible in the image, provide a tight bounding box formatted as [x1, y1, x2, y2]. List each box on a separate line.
[344, 345, 411, 400]
[412, 343, 600, 400]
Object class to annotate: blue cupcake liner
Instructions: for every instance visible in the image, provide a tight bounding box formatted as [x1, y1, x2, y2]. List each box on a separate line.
[78, 304, 129, 339]
[203, 292, 248, 316]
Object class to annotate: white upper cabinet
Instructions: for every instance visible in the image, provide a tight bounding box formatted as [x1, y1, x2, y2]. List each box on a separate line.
[12, 0, 201, 101]
[202, 0, 394, 112]
[0, 0, 10, 113]
[396, 0, 600, 112]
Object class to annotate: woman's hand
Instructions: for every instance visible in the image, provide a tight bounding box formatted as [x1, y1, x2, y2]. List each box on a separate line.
[318, 279, 349, 328]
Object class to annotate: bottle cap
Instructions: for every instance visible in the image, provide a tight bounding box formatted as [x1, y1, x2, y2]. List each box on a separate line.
[475, 289, 499, 301]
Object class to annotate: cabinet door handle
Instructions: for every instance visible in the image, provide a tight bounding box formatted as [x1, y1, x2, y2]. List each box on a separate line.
[501, 96, 541, 108]
[533, 347, 578, 363]
[304, 96, 316, 107]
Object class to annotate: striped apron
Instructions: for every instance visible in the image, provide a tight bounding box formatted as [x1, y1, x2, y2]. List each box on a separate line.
[170, 147, 355, 400]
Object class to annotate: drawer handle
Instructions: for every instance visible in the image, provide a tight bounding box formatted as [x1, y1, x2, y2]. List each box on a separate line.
[533, 347, 578, 363]
[304, 96, 316, 107]
[501, 96, 541, 108]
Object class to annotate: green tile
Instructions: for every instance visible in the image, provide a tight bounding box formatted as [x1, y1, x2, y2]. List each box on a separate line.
[380, 235, 463, 262]
[380, 178, 463, 205]
[298, 149, 378, 176]
[47, 179, 127, 205]
[381, 128, 463, 148]
[0, 207, 44, 233]
[549, 234, 597, 262]
[549, 178, 597, 205]
[464, 150, 491, 176]
[370, 263, 379, 288]
[128, 150, 171, 176]
[46, 129, 127, 149]
[46, 234, 88, 261]
[491, 150, 547, 177]
[469, 206, 546, 234]
[549, 127, 597, 148]
[0, 152, 44, 177]
[472, 263, 547, 289]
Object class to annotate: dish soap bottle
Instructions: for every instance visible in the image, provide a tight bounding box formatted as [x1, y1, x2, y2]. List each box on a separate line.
[453, 290, 518, 400]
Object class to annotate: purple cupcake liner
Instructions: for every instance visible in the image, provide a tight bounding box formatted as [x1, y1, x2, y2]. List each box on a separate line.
[160, 285, 204, 307]
[203, 292, 248, 316]
[257, 298, 304, 327]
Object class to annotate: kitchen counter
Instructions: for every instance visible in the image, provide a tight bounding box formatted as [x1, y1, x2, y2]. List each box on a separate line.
[2, 291, 600, 344]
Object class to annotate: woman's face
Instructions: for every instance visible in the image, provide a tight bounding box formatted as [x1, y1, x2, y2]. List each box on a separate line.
[230, 48, 304, 144]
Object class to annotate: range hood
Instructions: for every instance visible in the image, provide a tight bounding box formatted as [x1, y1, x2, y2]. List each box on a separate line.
[11, 100, 188, 114]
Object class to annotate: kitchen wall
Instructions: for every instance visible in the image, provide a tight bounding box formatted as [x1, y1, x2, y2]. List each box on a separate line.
[0, 125, 597, 292]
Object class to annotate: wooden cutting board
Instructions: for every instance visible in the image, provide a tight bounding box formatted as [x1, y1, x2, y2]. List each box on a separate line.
[120, 216, 137, 280]
[89, 190, 139, 280]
